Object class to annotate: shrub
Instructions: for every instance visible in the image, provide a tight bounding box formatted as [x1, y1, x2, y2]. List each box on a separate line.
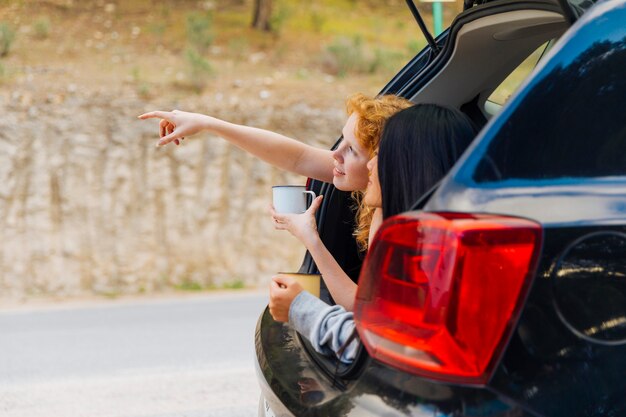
[34, 17, 51, 40]
[322, 36, 410, 77]
[185, 47, 214, 92]
[131, 67, 151, 98]
[137, 82, 151, 98]
[131, 66, 141, 82]
[186, 12, 214, 52]
[296, 68, 310, 79]
[0, 22, 16, 57]
[269, 1, 292, 35]
[369, 47, 406, 75]
[175, 281, 204, 291]
[148, 22, 166, 38]
[222, 280, 245, 290]
[228, 37, 249, 61]
[323, 36, 368, 77]
[407, 39, 426, 56]
[310, 10, 326, 33]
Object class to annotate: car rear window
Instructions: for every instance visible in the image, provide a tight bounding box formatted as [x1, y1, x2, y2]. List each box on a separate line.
[471, 22, 626, 183]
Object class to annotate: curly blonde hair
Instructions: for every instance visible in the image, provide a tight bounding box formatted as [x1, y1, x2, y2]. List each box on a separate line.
[345, 93, 412, 251]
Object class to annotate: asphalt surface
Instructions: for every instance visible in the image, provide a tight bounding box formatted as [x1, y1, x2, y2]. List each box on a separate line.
[0, 291, 268, 417]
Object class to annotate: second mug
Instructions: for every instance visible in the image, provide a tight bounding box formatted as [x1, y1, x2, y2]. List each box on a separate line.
[278, 272, 321, 298]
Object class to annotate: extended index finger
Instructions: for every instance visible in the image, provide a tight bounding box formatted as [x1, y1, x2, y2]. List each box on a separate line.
[137, 110, 172, 120]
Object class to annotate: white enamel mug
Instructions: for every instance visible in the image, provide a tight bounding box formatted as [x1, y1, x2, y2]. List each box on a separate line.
[272, 185, 317, 214]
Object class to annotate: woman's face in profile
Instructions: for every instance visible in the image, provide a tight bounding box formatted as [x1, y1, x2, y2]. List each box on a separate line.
[331, 113, 371, 192]
[364, 154, 382, 208]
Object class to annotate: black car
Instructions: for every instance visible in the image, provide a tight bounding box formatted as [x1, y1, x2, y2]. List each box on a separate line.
[256, 0, 626, 415]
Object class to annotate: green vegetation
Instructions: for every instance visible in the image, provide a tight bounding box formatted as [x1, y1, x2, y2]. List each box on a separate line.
[184, 47, 214, 92]
[269, 1, 293, 35]
[323, 36, 367, 77]
[98, 290, 122, 299]
[181, 1, 408, 77]
[407, 39, 426, 56]
[323, 35, 407, 77]
[309, 10, 326, 33]
[181, 11, 216, 92]
[131, 66, 151, 98]
[370, 47, 406, 75]
[222, 280, 245, 290]
[174, 279, 246, 292]
[147, 22, 166, 38]
[137, 83, 150, 98]
[186, 12, 214, 52]
[228, 36, 249, 61]
[33, 16, 50, 40]
[0, 21, 15, 57]
[175, 281, 204, 292]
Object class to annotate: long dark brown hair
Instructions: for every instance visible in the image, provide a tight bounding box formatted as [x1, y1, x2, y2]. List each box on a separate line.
[378, 104, 477, 219]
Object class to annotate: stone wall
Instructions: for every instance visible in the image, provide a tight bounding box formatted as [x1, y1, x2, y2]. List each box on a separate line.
[0, 88, 344, 297]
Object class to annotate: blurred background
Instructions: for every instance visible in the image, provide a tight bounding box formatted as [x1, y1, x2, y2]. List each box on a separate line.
[0, 0, 462, 302]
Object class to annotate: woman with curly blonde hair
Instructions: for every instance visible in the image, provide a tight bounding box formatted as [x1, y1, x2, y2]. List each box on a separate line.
[346, 94, 409, 252]
[271, 93, 411, 310]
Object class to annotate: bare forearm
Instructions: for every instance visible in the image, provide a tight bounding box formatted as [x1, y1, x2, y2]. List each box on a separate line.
[140, 109, 336, 181]
[306, 237, 358, 311]
[204, 116, 335, 182]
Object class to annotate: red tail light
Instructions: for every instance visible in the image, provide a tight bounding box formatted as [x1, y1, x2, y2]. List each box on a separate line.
[354, 212, 542, 385]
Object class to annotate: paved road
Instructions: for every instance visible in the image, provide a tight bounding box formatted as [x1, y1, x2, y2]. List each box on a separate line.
[0, 291, 268, 417]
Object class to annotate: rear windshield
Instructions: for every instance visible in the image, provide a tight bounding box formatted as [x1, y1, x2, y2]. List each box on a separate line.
[471, 14, 626, 183]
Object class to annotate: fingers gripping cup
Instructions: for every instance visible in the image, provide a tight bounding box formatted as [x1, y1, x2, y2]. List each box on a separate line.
[279, 273, 321, 298]
[272, 186, 317, 214]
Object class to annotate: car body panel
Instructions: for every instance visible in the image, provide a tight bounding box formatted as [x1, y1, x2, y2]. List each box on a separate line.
[256, 308, 533, 417]
[488, 226, 626, 416]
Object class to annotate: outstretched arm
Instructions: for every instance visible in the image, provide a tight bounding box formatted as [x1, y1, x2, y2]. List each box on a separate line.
[138, 110, 336, 183]
[271, 196, 358, 311]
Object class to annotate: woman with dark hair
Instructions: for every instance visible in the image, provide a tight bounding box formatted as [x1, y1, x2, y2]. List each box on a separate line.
[269, 103, 476, 364]
[378, 103, 476, 219]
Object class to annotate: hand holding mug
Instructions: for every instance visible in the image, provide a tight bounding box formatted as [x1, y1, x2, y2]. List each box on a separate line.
[272, 185, 317, 214]
[269, 275, 305, 322]
[271, 195, 323, 248]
